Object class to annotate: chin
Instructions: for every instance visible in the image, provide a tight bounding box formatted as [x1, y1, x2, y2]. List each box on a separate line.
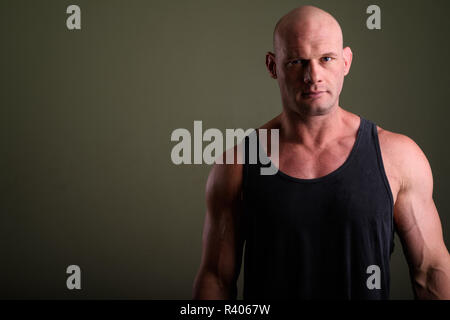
[293, 101, 333, 116]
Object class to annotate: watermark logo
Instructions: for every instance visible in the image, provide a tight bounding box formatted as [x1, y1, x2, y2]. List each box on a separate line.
[66, 5, 81, 30]
[366, 264, 381, 289]
[170, 121, 279, 175]
[66, 265, 81, 290]
[366, 5, 381, 30]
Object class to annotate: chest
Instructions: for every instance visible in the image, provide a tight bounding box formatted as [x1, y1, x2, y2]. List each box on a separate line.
[268, 135, 401, 204]
[275, 141, 353, 180]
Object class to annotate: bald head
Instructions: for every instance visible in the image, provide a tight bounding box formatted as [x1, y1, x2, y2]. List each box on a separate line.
[266, 6, 352, 117]
[273, 6, 343, 55]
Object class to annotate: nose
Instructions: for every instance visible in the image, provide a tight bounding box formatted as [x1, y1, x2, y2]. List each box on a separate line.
[303, 60, 322, 84]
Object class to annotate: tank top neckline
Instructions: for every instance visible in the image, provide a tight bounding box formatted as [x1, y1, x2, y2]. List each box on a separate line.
[261, 115, 366, 184]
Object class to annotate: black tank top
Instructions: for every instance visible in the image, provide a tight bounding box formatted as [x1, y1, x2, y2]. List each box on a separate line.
[242, 116, 395, 300]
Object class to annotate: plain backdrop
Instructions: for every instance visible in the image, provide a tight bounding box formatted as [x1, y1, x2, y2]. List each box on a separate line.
[1, 0, 449, 299]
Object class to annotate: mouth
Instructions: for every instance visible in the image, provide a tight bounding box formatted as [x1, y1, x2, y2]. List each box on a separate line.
[302, 91, 326, 99]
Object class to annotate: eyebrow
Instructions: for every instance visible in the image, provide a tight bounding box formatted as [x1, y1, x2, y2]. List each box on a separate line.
[321, 52, 338, 57]
[285, 52, 339, 61]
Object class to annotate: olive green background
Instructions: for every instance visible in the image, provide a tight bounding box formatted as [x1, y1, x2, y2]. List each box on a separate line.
[1, 0, 449, 299]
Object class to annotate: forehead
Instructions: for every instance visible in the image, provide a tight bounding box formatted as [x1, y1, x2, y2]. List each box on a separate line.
[280, 37, 340, 58]
[276, 22, 342, 58]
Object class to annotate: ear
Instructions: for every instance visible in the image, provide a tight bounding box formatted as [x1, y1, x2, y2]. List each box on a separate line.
[265, 52, 277, 79]
[342, 47, 353, 76]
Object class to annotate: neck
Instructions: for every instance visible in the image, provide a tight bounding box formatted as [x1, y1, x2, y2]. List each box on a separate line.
[279, 105, 347, 148]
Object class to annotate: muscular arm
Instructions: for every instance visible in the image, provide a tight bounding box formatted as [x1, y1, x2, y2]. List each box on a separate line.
[392, 135, 450, 299]
[192, 147, 245, 299]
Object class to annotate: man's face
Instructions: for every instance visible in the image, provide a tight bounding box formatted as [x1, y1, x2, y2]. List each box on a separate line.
[271, 24, 351, 116]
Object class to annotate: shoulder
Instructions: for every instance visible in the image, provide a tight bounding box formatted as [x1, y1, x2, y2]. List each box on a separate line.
[205, 144, 244, 207]
[205, 113, 281, 202]
[258, 113, 282, 131]
[205, 114, 282, 204]
[376, 125, 433, 192]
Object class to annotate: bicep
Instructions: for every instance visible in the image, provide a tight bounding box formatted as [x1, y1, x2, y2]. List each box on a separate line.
[393, 137, 447, 271]
[199, 163, 245, 287]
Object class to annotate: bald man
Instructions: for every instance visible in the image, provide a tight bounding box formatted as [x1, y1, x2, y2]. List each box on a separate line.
[192, 6, 450, 299]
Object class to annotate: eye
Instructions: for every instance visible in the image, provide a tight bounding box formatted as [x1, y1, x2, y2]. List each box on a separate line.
[322, 57, 332, 62]
[290, 59, 302, 65]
